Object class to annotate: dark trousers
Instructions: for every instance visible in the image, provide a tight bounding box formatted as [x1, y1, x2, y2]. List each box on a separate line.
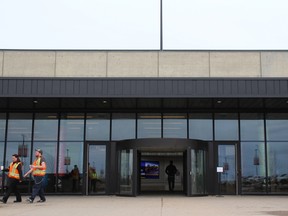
[3, 178, 22, 202]
[30, 176, 46, 201]
[168, 176, 175, 191]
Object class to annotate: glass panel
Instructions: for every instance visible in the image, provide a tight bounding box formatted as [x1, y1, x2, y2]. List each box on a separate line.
[59, 113, 84, 141]
[266, 113, 288, 141]
[7, 113, 33, 141]
[0, 113, 6, 141]
[241, 142, 266, 193]
[86, 113, 110, 141]
[57, 142, 83, 192]
[119, 149, 133, 195]
[191, 149, 206, 195]
[218, 145, 236, 194]
[267, 142, 288, 193]
[137, 113, 161, 138]
[163, 113, 187, 138]
[112, 113, 136, 141]
[189, 113, 213, 140]
[240, 113, 265, 141]
[33, 142, 57, 193]
[88, 145, 106, 194]
[34, 113, 58, 141]
[215, 113, 239, 140]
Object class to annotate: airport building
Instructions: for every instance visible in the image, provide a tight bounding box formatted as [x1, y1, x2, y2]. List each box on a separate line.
[1, 51, 288, 196]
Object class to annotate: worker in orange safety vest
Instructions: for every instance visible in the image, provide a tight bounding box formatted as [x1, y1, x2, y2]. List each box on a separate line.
[24, 149, 46, 203]
[0, 154, 23, 204]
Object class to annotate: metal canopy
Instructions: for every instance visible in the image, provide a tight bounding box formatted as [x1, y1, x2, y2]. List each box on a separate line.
[0, 78, 288, 98]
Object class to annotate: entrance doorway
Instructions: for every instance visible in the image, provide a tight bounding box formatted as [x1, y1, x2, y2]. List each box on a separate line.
[85, 143, 107, 195]
[116, 138, 208, 196]
[216, 142, 240, 195]
[139, 151, 184, 194]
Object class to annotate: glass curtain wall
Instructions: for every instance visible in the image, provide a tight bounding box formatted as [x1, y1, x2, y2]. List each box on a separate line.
[86, 113, 110, 141]
[3, 109, 288, 195]
[112, 113, 136, 141]
[163, 113, 187, 138]
[6, 113, 33, 193]
[58, 113, 84, 193]
[266, 113, 288, 193]
[215, 113, 239, 140]
[33, 113, 59, 193]
[189, 114, 213, 140]
[240, 113, 265, 194]
[137, 113, 161, 138]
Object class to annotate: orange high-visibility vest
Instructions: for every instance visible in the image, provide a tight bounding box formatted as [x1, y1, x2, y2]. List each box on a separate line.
[8, 162, 21, 180]
[32, 157, 46, 176]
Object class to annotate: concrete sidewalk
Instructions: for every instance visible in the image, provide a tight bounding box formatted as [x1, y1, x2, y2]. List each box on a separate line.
[1, 195, 288, 216]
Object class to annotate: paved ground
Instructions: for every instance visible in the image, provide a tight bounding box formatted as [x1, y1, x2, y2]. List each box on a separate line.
[0, 195, 288, 216]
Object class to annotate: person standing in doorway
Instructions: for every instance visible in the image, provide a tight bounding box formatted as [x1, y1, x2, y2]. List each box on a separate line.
[165, 160, 177, 192]
[0, 154, 23, 204]
[24, 149, 46, 203]
[71, 165, 80, 192]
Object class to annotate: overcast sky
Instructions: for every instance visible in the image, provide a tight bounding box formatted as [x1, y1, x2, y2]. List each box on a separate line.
[1, 0, 288, 50]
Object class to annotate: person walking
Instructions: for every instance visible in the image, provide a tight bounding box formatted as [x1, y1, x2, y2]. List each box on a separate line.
[165, 160, 177, 192]
[0, 154, 23, 204]
[24, 149, 46, 203]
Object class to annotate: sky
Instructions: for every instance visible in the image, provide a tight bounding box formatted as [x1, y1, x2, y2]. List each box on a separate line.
[0, 0, 288, 50]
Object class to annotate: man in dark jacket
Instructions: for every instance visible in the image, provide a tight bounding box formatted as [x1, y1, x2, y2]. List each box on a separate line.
[165, 160, 177, 192]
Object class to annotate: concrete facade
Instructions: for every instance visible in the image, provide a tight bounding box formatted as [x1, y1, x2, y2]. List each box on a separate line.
[261, 52, 288, 77]
[0, 50, 287, 78]
[107, 52, 158, 77]
[3, 51, 56, 77]
[159, 52, 210, 77]
[210, 52, 261, 77]
[55, 51, 107, 77]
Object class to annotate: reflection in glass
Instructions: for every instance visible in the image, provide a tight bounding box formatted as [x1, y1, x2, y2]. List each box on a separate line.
[57, 142, 83, 193]
[34, 113, 58, 141]
[240, 113, 264, 141]
[86, 113, 110, 141]
[163, 113, 187, 138]
[191, 149, 206, 195]
[266, 113, 288, 141]
[112, 113, 136, 141]
[218, 145, 236, 194]
[241, 142, 266, 193]
[215, 113, 238, 140]
[137, 113, 161, 138]
[267, 142, 288, 193]
[88, 145, 106, 194]
[0, 113, 6, 141]
[33, 142, 57, 193]
[7, 113, 32, 141]
[119, 149, 133, 195]
[189, 114, 213, 140]
[59, 113, 84, 141]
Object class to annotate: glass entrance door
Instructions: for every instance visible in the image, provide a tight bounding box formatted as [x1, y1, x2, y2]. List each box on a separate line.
[190, 149, 206, 195]
[217, 143, 238, 195]
[118, 149, 135, 195]
[187, 147, 207, 196]
[86, 144, 107, 195]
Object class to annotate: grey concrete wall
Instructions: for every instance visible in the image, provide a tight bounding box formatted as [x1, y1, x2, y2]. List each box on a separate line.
[3, 51, 56, 77]
[1, 50, 287, 78]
